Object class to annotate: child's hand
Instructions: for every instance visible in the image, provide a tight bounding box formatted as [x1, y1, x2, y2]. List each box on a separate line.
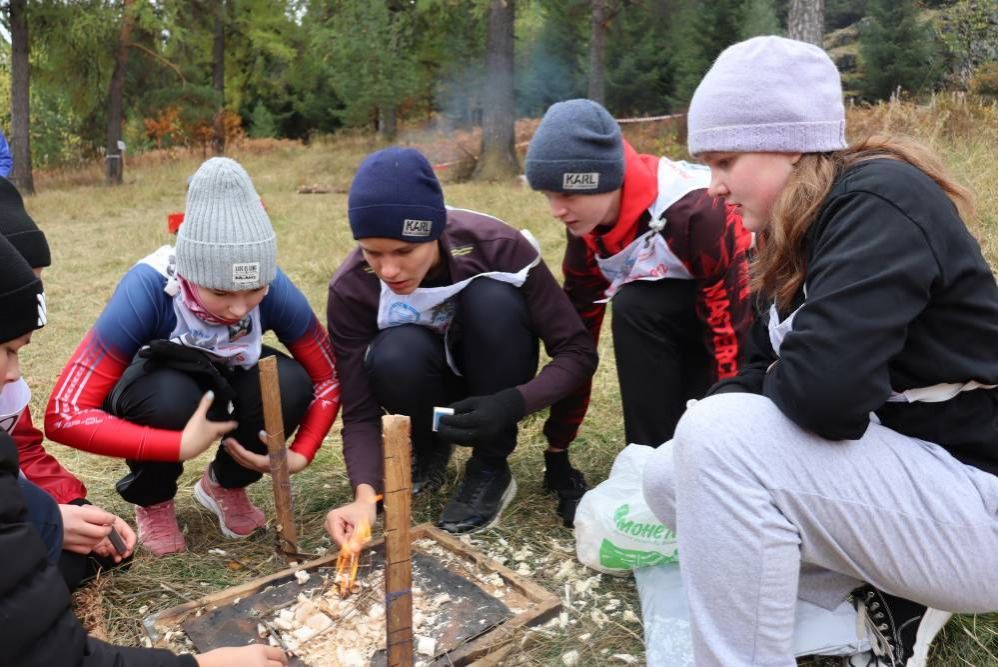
[195, 644, 287, 667]
[324, 485, 379, 550]
[223, 434, 308, 475]
[59, 504, 116, 555]
[180, 391, 238, 461]
[91, 514, 136, 562]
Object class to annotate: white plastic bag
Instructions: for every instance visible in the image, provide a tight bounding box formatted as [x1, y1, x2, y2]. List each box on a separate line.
[635, 563, 869, 664]
[574, 444, 677, 575]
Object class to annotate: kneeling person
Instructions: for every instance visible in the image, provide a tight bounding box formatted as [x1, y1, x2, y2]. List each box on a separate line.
[526, 99, 753, 447]
[325, 147, 598, 541]
[45, 158, 340, 556]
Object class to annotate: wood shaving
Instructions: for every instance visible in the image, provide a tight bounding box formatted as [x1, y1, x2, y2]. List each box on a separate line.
[561, 649, 580, 666]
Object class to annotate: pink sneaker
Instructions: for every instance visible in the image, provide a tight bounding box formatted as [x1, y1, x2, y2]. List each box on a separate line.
[135, 500, 186, 556]
[193, 468, 266, 538]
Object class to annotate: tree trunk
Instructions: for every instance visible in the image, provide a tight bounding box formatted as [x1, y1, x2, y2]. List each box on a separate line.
[473, 0, 519, 181]
[788, 0, 825, 47]
[9, 0, 34, 195]
[379, 5, 401, 143]
[212, 1, 225, 155]
[379, 106, 398, 142]
[588, 0, 607, 104]
[106, 0, 135, 186]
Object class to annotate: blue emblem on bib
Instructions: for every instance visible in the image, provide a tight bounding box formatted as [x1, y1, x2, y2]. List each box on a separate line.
[388, 302, 421, 325]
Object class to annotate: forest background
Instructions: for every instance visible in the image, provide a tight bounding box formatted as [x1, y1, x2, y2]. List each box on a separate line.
[0, 0, 995, 191]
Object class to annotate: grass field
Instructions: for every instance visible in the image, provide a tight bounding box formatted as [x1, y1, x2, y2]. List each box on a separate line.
[19, 96, 998, 665]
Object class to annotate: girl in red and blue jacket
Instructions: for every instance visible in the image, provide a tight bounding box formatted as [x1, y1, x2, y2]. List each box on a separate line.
[45, 158, 340, 556]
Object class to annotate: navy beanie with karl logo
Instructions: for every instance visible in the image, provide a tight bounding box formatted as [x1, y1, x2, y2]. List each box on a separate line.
[347, 147, 447, 243]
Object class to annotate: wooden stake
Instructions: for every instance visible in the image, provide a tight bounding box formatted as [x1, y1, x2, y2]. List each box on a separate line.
[382, 414, 413, 667]
[258, 355, 298, 557]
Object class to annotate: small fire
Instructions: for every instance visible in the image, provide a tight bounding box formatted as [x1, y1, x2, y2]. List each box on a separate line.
[335, 496, 381, 597]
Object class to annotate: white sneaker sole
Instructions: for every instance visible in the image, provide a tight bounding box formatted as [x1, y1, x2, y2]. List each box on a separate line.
[464, 476, 518, 535]
[193, 479, 257, 540]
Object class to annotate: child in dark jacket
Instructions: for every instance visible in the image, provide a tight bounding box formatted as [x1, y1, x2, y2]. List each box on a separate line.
[324, 147, 597, 541]
[0, 176, 138, 589]
[525, 100, 752, 459]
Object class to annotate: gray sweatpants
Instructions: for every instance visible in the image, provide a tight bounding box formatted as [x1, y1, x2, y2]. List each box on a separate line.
[641, 393, 998, 667]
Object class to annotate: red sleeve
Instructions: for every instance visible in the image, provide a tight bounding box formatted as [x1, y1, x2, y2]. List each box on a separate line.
[282, 318, 341, 462]
[543, 231, 609, 449]
[668, 192, 753, 380]
[13, 408, 87, 504]
[44, 330, 182, 462]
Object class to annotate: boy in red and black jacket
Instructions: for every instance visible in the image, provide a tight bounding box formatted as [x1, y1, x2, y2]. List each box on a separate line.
[526, 100, 752, 459]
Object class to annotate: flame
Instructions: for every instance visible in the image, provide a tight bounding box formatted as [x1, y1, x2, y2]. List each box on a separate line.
[335, 495, 381, 597]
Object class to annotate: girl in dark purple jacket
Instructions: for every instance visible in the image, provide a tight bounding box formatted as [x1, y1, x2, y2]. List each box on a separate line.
[325, 147, 597, 545]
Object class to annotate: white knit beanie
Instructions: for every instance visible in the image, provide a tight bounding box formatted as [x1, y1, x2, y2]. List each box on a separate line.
[176, 157, 277, 291]
[687, 36, 847, 156]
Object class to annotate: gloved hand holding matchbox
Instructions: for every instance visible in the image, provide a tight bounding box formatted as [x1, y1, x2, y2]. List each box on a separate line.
[435, 388, 526, 454]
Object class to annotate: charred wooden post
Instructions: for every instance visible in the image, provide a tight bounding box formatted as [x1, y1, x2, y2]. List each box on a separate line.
[259, 355, 299, 558]
[382, 414, 414, 666]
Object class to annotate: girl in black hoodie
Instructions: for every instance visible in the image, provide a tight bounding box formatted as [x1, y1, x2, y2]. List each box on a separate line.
[642, 36, 998, 667]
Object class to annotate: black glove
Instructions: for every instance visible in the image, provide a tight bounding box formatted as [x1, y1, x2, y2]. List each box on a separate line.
[436, 387, 526, 449]
[138, 340, 235, 421]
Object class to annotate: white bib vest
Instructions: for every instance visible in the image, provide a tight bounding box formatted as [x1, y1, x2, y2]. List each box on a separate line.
[595, 159, 710, 302]
[138, 245, 264, 370]
[375, 225, 542, 374]
[767, 294, 995, 406]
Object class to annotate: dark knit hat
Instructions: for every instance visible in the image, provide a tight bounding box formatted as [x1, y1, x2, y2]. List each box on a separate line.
[0, 178, 50, 269]
[348, 147, 447, 243]
[525, 99, 625, 194]
[0, 235, 46, 343]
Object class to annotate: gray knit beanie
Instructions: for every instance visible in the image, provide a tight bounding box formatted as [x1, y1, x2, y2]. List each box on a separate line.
[176, 157, 277, 291]
[687, 36, 847, 156]
[525, 99, 625, 194]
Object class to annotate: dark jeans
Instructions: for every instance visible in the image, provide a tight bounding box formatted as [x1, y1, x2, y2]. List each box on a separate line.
[19, 480, 132, 590]
[611, 279, 712, 446]
[365, 279, 539, 462]
[58, 540, 132, 592]
[108, 346, 313, 506]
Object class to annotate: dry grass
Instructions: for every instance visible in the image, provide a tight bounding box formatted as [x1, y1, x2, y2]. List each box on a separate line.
[18, 98, 998, 665]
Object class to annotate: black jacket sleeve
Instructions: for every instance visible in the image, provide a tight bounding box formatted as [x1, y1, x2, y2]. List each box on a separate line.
[0, 432, 197, 667]
[707, 303, 774, 396]
[759, 190, 938, 441]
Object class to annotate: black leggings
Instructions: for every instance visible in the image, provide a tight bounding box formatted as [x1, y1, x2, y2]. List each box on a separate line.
[108, 347, 313, 506]
[611, 279, 713, 446]
[365, 279, 539, 461]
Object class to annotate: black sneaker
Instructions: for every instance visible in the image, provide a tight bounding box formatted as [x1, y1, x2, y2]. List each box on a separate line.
[543, 461, 588, 528]
[435, 457, 517, 535]
[412, 444, 452, 496]
[852, 585, 952, 666]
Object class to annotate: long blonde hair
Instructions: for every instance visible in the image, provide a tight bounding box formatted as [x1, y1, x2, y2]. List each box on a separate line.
[754, 136, 976, 310]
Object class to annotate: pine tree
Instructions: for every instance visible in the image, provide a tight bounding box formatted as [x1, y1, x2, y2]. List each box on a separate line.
[248, 102, 278, 138]
[740, 0, 782, 39]
[669, 0, 743, 108]
[859, 0, 941, 100]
